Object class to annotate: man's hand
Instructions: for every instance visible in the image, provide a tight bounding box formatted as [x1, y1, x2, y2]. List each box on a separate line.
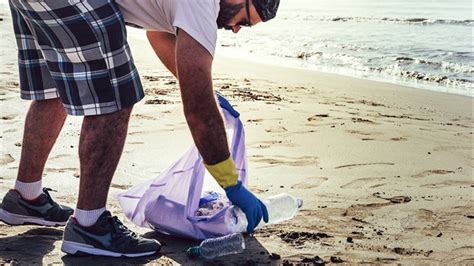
[225, 181, 269, 233]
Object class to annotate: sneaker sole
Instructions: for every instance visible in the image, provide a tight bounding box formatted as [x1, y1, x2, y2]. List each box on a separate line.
[61, 240, 159, 257]
[0, 208, 66, 226]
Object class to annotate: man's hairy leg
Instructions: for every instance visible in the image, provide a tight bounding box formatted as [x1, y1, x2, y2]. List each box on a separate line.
[76, 106, 133, 210]
[17, 98, 67, 183]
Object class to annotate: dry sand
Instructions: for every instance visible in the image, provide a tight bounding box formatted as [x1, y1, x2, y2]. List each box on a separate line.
[1, 7, 473, 265]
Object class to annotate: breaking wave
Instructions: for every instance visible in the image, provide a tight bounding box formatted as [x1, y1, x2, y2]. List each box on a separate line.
[297, 16, 474, 26]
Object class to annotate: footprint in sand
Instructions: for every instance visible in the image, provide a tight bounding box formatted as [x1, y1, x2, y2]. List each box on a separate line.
[345, 130, 382, 136]
[351, 117, 376, 124]
[307, 114, 329, 122]
[400, 209, 437, 231]
[0, 95, 18, 101]
[346, 195, 411, 216]
[335, 162, 394, 169]
[421, 180, 472, 188]
[128, 130, 146, 136]
[265, 126, 287, 133]
[291, 176, 328, 189]
[340, 177, 386, 189]
[0, 154, 14, 165]
[128, 141, 145, 145]
[44, 167, 78, 173]
[49, 154, 71, 160]
[110, 183, 132, 190]
[345, 130, 384, 141]
[247, 118, 264, 123]
[252, 155, 318, 167]
[412, 169, 455, 178]
[3, 128, 17, 134]
[250, 140, 295, 149]
[132, 114, 157, 120]
[390, 137, 408, 141]
[433, 145, 472, 152]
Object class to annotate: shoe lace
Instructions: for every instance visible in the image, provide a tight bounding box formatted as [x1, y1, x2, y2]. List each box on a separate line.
[42, 188, 60, 208]
[109, 216, 139, 240]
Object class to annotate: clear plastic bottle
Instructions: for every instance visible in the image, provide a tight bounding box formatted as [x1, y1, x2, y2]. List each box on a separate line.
[264, 193, 303, 224]
[186, 233, 245, 259]
[225, 193, 303, 233]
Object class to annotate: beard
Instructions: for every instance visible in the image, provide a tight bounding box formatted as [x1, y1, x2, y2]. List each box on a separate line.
[216, 0, 244, 29]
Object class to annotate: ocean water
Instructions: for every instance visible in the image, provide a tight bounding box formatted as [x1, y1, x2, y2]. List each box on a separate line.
[217, 0, 473, 97]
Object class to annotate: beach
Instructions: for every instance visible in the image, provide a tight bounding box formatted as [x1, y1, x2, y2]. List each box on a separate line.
[1, 8, 473, 265]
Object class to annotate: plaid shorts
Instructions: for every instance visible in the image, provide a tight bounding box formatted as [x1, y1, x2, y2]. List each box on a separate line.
[9, 0, 144, 116]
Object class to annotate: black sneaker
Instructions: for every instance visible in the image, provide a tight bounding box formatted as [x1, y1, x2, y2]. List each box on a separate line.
[61, 211, 161, 257]
[0, 188, 73, 226]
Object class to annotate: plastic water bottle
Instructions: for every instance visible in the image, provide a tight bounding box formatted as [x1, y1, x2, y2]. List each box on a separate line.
[186, 233, 245, 259]
[225, 193, 303, 233]
[263, 193, 303, 224]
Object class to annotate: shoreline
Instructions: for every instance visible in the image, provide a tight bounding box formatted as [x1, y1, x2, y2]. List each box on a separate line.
[127, 27, 474, 99]
[215, 47, 473, 98]
[211, 55, 473, 117]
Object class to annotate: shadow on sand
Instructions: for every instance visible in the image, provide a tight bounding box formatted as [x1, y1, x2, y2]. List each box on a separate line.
[139, 230, 273, 265]
[61, 230, 273, 265]
[0, 226, 273, 265]
[0, 227, 63, 264]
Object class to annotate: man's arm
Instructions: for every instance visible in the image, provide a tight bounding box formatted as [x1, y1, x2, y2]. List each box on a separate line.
[175, 29, 230, 165]
[149, 28, 268, 232]
[146, 31, 178, 77]
[147, 30, 228, 164]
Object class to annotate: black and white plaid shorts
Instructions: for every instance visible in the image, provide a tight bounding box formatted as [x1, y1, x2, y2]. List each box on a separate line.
[9, 0, 144, 116]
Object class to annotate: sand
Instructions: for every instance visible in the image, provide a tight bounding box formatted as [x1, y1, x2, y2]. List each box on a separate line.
[1, 7, 473, 265]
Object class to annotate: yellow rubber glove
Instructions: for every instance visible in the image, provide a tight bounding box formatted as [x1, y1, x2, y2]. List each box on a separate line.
[204, 156, 239, 188]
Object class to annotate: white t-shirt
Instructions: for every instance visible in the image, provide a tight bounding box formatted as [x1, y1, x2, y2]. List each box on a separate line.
[116, 0, 220, 57]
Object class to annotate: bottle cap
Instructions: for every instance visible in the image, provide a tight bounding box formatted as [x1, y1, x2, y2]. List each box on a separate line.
[296, 198, 303, 208]
[186, 246, 202, 259]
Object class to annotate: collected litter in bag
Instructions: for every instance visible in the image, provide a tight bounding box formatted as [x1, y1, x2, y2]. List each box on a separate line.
[118, 94, 248, 240]
[195, 192, 230, 217]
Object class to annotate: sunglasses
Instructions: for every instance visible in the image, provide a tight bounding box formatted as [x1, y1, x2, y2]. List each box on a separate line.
[224, 0, 251, 30]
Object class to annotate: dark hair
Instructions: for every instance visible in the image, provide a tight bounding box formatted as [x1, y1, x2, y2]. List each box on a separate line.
[216, 1, 244, 29]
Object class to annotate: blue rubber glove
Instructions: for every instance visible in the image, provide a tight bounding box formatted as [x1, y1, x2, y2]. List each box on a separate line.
[225, 181, 269, 233]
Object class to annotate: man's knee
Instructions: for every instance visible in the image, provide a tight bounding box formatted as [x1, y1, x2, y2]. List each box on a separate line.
[28, 98, 67, 118]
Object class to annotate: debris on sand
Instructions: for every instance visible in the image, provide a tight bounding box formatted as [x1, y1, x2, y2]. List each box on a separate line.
[279, 231, 332, 245]
[330, 256, 344, 263]
[301, 256, 325, 265]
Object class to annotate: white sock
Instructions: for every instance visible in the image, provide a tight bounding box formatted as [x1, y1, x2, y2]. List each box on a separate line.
[74, 207, 106, 227]
[14, 180, 43, 200]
